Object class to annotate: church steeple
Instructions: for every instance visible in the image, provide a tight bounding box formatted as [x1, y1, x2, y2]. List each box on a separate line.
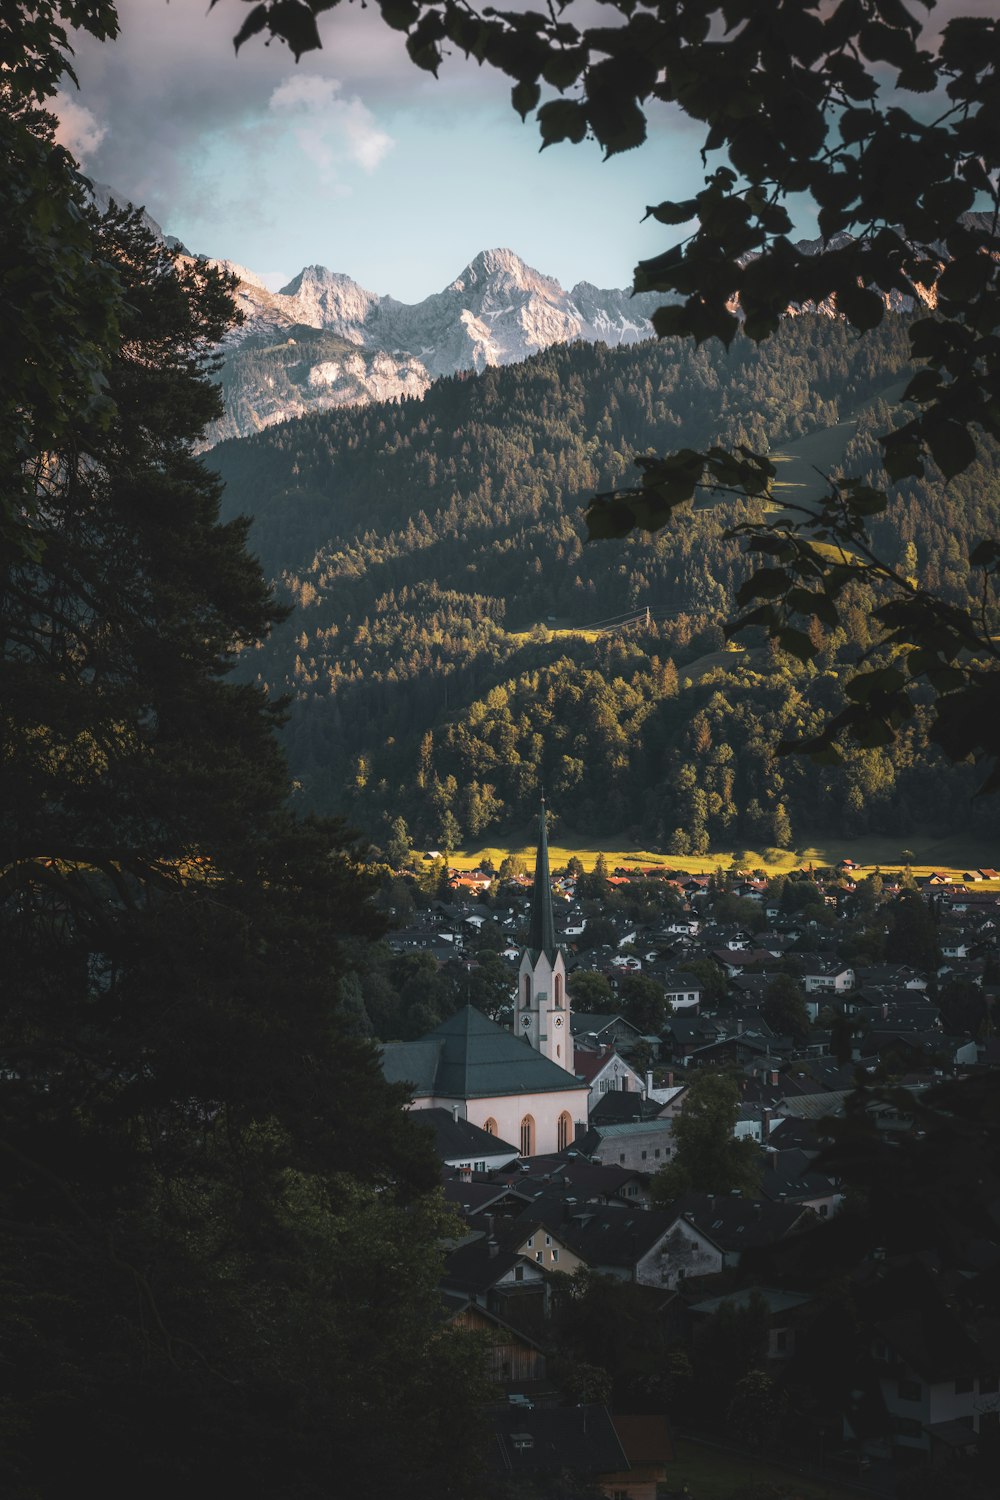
[518, 800, 573, 1074]
[528, 799, 558, 963]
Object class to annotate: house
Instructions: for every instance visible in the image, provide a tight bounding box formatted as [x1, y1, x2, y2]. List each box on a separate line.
[600, 1414, 674, 1500]
[571, 1012, 646, 1053]
[664, 1193, 813, 1269]
[574, 1044, 646, 1109]
[574, 1116, 675, 1173]
[661, 970, 703, 1011]
[416, 1108, 521, 1172]
[441, 1292, 548, 1389]
[440, 1231, 549, 1330]
[803, 962, 855, 997]
[544, 1204, 694, 1288]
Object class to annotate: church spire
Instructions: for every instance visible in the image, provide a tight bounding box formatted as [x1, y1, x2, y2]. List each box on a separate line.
[528, 799, 557, 961]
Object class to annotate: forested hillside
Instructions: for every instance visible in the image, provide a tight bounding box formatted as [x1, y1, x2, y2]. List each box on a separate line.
[213, 318, 1000, 851]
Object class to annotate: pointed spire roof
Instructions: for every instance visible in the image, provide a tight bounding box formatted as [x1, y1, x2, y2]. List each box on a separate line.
[528, 800, 559, 964]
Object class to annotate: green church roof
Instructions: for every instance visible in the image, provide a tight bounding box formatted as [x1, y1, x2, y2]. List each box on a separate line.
[381, 1006, 581, 1100]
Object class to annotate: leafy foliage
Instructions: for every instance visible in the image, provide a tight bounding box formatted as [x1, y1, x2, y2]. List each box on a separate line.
[1, 99, 487, 1498]
[651, 1071, 762, 1200]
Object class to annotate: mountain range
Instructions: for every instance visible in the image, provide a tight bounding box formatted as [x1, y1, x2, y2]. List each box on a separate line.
[202, 247, 668, 444]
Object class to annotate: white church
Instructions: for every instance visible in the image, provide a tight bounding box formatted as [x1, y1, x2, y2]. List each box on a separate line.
[382, 806, 591, 1156]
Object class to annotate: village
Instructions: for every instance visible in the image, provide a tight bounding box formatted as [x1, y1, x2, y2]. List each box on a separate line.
[379, 822, 1000, 1499]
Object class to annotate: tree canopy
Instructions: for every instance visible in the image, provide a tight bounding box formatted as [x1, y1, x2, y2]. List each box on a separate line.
[651, 1069, 762, 1199]
[1, 11, 489, 1489]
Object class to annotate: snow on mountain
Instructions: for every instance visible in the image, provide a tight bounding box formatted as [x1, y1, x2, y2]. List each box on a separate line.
[205, 247, 666, 444]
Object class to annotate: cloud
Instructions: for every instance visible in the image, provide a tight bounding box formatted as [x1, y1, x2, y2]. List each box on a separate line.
[269, 74, 393, 176]
[52, 92, 107, 162]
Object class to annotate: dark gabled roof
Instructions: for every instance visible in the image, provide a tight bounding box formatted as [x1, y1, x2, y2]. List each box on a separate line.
[441, 1235, 539, 1296]
[554, 1204, 680, 1268]
[665, 1192, 811, 1251]
[440, 1177, 536, 1219]
[416, 1107, 518, 1161]
[757, 1149, 838, 1204]
[527, 802, 559, 964]
[571, 1012, 642, 1039]
[487, 1404, 628, 1477]
[381, 1006, 583, 1099]
[590, 1090, 662, 1125]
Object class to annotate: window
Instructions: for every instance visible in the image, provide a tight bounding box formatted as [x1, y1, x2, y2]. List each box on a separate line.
[545, 1234, 552, 1246]
[520, 1115, 535, 1158]
[654, 1149, 661, 1158]
[535, 1251, 543, 1263]
[523, 975, 531, 1007]
[514, 1266, 524, 1282]
[557, 1112, 572, 1151]
[641, 1151, 647, 1160]
[484, 1117, 498, 1136]
[474, 1160, 485, 1173]
[897, 1379, 922, 1402]
[620, 1153, 626, 1164]
[526, 1236, 534, 1248]
[554, 974, 562, 1007]
[550, 1249, 559, 1263]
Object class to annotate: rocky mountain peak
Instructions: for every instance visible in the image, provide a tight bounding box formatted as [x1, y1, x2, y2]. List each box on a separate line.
[448, 247, 564, 301]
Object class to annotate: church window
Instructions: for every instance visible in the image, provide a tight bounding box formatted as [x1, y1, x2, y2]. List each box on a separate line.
[557, 1112, 572, 1151]
[523, 975, 531, 1007]
[520, 1115, 535, 1157]
[554, 974, 562, 1008]
[484, 1118, 498, 1136]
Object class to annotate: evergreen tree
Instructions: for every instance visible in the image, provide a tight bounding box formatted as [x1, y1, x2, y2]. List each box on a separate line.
[0, 189, 486, 1497]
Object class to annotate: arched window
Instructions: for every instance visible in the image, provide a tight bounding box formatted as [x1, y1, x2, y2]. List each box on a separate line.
[519, 1115, 535, 1158]
[554, 974, 562, 1008]
[523, 975, 531, 1007]
[557, 1112, 572, 1152]
[484, 1117, 498, 1136]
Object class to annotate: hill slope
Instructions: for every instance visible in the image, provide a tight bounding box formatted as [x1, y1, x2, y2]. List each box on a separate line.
[213, 319, 1000, 850]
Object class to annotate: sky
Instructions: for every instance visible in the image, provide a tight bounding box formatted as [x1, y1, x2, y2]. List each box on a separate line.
[53, 0, 709, 300]
[54, 1, 995, 303]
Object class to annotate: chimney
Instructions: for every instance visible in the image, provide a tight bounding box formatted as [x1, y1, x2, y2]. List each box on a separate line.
[452, 1104, 461, 1122]
[487, 1236, 499, 1258]
[762, 1108, 772, 1141]
[645, 1070, 654, 1096]
[770, 1070, 780, 1087]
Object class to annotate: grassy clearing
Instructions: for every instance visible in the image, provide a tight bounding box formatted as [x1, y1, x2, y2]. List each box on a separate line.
[770, 420, 857, 513]
[665, 1438, 868, 1500]
[507, 624, 603, 643]
[445, 831, 999, 885]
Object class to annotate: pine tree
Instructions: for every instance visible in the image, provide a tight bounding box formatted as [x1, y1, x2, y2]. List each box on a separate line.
[0, 198, 487, 1497]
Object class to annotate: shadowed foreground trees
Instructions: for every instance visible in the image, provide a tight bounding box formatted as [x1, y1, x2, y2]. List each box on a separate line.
[0, 41, 487, 1490]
